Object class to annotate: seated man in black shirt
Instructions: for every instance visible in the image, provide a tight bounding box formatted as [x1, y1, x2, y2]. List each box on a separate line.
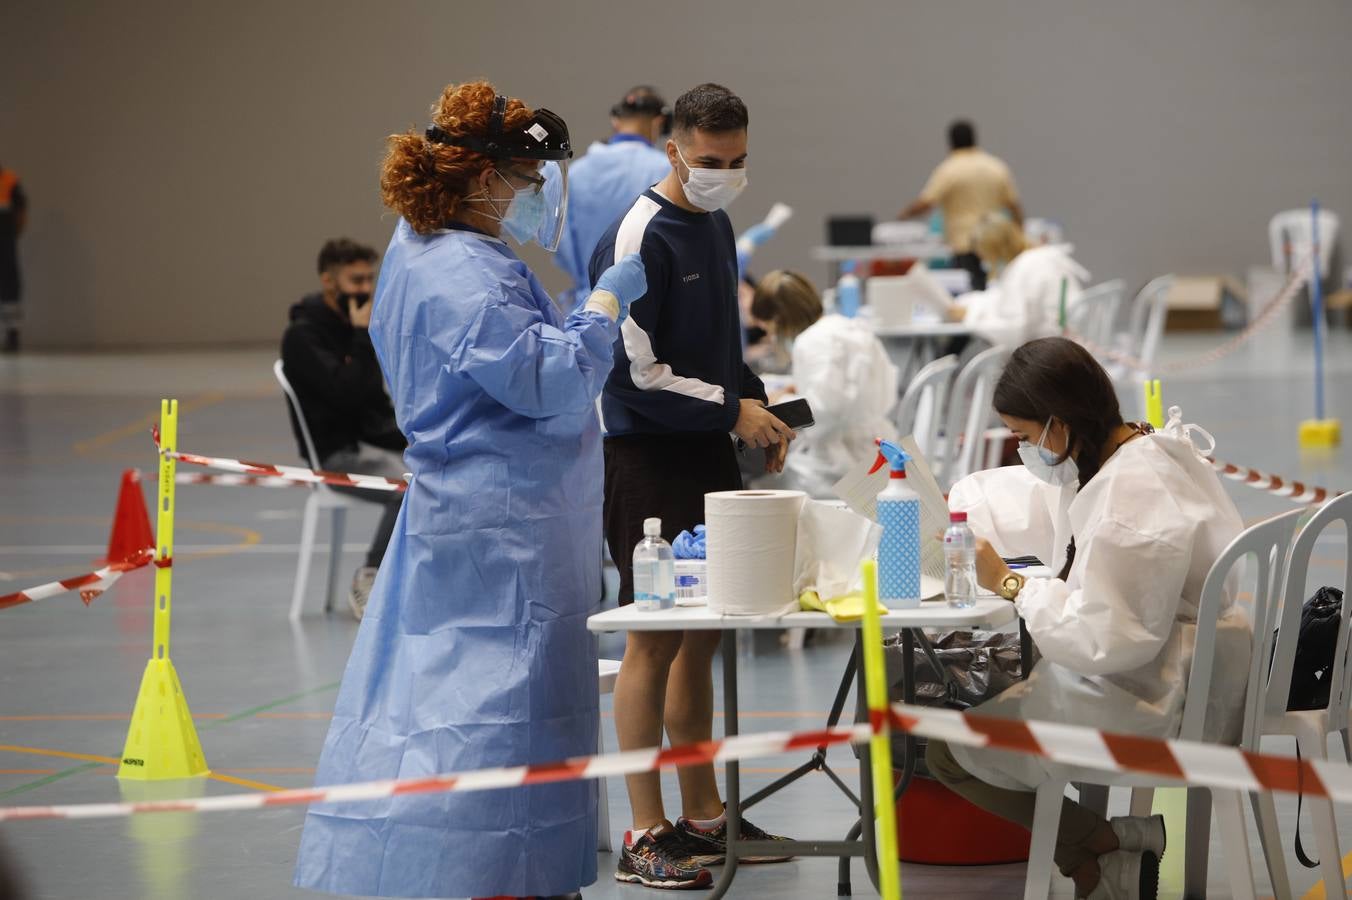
[281, 238, 406, 619]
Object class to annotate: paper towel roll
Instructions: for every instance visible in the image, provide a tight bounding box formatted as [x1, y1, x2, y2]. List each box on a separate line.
[705, 490, 806, 616]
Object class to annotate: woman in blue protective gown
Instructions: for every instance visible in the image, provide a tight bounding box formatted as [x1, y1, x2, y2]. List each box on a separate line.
[294, 80, 647, 900]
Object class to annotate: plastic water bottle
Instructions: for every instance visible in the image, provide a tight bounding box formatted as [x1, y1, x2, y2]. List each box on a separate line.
[836, 261, 862, 319]
[943, 511, 977, 609]
[633, 518, 675, 612]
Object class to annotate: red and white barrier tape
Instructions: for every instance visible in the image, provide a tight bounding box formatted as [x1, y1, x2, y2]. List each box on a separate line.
[151, 428, 405, 494]
[0, 554, 152, 612]
[1208, 457, 1344, 505]
[1068, 261, 1310, 375]
[2, 701, 1349, 823]
[175, 473, 305, 489]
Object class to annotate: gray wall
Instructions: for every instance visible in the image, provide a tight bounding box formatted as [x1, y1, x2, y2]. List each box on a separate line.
[3, 0, 1349, 349]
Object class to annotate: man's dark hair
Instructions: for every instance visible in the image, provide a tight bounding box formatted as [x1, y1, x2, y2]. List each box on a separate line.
[317, 238, 378, 275]
[672, 83, 748, 135]
[948, 119, 977, 150]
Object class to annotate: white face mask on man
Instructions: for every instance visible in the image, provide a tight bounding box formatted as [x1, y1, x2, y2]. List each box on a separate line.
[674, 144, 747, 211]
[1017, 416, 1079, 487]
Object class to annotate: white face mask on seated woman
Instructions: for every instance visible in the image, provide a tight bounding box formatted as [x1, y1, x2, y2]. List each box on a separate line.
[1017, 417, 1079, 487]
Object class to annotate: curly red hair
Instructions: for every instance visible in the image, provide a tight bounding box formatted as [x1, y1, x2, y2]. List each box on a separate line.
[380, 80, 533, 234]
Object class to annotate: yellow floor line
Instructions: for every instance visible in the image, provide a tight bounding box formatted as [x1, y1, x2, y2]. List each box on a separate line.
[1298, 852, 1352, 900]
[205, 772, 284, 793]
[0, 744, 282, 792]
[71, 391, 228, 456]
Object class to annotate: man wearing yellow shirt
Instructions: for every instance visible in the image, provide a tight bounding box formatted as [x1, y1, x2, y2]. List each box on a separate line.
[899, 120, 1022, 290]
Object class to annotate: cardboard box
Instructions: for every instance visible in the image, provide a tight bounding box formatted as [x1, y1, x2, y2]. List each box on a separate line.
[1165, 276, 1248, 331]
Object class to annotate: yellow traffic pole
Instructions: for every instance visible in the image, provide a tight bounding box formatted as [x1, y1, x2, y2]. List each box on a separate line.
[118, 399, 209, 780]
[860, 559, 903, 900]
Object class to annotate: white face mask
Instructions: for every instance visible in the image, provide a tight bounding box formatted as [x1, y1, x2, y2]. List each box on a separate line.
[1017, 416, 1079, 487]
[674, 144, 747, 211]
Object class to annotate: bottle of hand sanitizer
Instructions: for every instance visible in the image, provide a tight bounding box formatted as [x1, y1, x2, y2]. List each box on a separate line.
[633, 518, 675, 612]
[870, 440, 922, 608]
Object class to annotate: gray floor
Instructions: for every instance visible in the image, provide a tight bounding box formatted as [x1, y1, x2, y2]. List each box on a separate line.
[1, 322, 1350, 899]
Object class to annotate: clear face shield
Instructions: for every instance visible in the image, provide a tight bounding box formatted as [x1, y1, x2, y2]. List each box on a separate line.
[512, 159, 568, 253]
[425, 97, 574, 253]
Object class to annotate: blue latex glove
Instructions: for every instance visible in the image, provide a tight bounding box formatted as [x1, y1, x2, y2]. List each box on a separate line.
[592, 252, 648, 319]
[739, 222, 777, 249]
[672, 525, 707, 560]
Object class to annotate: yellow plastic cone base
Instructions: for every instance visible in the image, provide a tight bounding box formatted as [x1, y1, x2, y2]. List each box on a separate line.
[1299, 418, 1342, 449]
[117, 658, 209, 780]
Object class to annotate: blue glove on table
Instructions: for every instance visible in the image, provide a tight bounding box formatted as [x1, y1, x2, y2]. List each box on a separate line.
[672, 525, 707, 560]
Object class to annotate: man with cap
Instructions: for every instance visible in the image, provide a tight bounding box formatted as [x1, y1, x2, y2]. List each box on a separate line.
[554, 86, 672, 306]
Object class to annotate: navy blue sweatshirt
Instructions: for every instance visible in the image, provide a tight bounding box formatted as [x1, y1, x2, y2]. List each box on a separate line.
[590, 188, 766, 436]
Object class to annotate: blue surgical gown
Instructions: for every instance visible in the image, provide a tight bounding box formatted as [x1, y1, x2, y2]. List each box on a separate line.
[294, 220, 618, 898]
[554, 136, 670, 302]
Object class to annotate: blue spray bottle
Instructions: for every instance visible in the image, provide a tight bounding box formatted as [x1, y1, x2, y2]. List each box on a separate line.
[869, 439, 922, 608]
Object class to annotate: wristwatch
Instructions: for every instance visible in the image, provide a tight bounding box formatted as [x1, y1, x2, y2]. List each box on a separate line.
[998, 572, 1026, 601]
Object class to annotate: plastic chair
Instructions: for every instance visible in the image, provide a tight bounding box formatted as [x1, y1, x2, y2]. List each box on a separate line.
[1067, 279, 1126, 348]
[597, 657, 621, 852]
[274, 360, 366, 621]
[1270, 209, 1340, 281]
[1108, 276, 1173, 381]
[894, 354, 958, 460]
[1021, 507, 1306, 900]
[1256, 492, 1352, 899]
[938, 346, 1010, 487]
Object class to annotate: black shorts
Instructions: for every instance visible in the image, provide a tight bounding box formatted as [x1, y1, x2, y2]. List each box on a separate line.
[604, 432, 743, 605]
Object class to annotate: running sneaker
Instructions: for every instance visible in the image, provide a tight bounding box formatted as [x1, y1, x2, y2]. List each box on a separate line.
[615, 820, 713, 890]
[674, 812, 794, 865]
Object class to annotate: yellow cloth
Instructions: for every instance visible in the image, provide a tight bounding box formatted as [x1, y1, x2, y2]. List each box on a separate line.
[799, 589, 888, 623]
[918, 148, 1019, 252]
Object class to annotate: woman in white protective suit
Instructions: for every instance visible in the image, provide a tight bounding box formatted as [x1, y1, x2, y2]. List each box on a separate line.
[748, 270, 899, 496]
[925, 337, 1248, 900]
[948, 213, 1090, 348]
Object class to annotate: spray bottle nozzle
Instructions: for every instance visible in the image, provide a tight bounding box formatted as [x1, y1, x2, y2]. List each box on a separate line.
[868, 438, 910, 475]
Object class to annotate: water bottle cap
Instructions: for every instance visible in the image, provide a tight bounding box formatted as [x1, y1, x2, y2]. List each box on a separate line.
[643, 518, 662, 537]
[949, 511, 968, 523]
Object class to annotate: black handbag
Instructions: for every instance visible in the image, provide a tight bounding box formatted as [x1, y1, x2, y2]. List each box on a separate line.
[1285, 586, 1344, 711]
[1275, 586, 1344, 867]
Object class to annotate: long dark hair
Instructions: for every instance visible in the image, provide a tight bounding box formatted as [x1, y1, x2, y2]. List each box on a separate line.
[993, 337, 1125, 579]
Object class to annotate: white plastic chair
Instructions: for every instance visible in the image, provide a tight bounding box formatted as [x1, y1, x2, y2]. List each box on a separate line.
[597, 657, 621, 852]
[1256, 492, 1352, 898]
[894, 354, 958, 460]
[274, 360, 366, 621]
[1108, 276, 1173, 382]
[1067, 279, 1126, 348]
[1021, 507, 1306, 900]
[938, 346, 1010, 487]
[1270, 209, 1340, 281]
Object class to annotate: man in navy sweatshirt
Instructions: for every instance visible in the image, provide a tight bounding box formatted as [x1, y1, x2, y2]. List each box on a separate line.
[590, 83, 796, 889]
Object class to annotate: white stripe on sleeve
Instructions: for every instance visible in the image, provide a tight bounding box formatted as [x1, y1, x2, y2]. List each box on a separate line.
[613, 195, 726, 406]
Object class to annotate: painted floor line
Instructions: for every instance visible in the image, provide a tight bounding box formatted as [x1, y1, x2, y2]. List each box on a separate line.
[71, 391, 229, 457]
[0, 682, 340, 798]
[0, 745, 285, 795]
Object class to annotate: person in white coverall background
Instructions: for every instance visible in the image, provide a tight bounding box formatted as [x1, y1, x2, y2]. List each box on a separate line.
[925, 337, 1248, 900]
[950, 213, 1090, 348]
[748, 269, 899, 496]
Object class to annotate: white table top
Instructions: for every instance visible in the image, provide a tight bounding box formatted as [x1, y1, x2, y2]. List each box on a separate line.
[586, 596, 1017, 633]
[811, 243, 950, 262]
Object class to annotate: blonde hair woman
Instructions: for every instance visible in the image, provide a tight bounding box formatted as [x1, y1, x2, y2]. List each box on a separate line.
[951, 213, 1089, 348]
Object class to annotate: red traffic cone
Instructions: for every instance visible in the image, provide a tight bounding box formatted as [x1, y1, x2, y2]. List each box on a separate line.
[102, 469, 156, 574]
